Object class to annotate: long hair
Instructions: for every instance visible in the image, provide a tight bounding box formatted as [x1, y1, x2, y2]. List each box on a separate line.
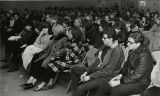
[51, 24, 66, 40]
[70, 26, 82, 43]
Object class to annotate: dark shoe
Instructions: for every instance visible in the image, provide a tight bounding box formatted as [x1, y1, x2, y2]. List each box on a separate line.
[20, 83, 32, 87]
[23, 83, 35, 90]
[0, 64, 9, 69]
[42, 84, 55, 90]
[0, 59, 6, 62]
[8, 66, 18, 72]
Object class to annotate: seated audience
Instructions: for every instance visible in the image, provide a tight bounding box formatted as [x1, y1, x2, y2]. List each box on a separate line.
[0, 6, 160, 95]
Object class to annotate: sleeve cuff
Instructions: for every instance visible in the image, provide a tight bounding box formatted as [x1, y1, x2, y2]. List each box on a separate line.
[120, 77, 124, 84]
[89, 74, 95, 80]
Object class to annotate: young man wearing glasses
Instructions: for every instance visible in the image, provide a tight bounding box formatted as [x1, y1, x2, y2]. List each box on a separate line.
[69, 28, 125, 96]
[95, 31, 154, 96]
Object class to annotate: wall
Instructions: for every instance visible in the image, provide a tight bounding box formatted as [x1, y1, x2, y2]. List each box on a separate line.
[0, 0, 131, 10]
[121, 0, 139, 9]
[0, 0, 159, 13]
[0, 0, 95, 11]
[138, 0, 160, 12]
[105, 0, 122, 8]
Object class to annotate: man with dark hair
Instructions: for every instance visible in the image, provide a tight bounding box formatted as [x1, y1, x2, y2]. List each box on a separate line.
[95, 31, 154, 96]
[69, 28, 124, 96]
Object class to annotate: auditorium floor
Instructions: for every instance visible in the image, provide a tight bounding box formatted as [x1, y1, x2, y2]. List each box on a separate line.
[0, 42, 70, 96]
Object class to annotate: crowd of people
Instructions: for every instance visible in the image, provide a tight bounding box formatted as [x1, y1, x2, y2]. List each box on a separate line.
[0, 4, 160, 96]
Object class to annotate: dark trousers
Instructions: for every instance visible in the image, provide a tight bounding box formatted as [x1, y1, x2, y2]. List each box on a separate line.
[94, 83, 111, 96]
[7, 41, 23, 67]
[30, 59, 55, 83]
[72, 78, 105, 96]
[69, 65, 86, 91]
[141, 86, 160, 96]
[3, 41, 13, 61]
[111, 83, 148, 96]
[9, 52, 22, 68]
[95, 83, 148, 96]
[70, 65, 106, 96]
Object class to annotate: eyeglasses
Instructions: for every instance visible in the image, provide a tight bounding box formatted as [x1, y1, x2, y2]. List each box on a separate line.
[102, 36, 108, 40]
[127, 41, 135, 45]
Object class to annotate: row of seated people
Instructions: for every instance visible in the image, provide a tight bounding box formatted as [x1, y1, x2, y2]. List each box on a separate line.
[0, 7, 160, 96]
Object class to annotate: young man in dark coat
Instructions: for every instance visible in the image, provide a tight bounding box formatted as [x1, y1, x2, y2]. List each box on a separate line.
[95, 31, 154, 96]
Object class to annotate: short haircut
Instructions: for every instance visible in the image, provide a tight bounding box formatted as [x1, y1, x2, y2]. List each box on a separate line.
[52, 24, 64, 36]
[47, 13, 58, 20]
[128, 31, 144, 44]
[114, 22, 122, 30]
[63, 18, 71, 27]
[74, 18, 82, 25]
[103, 27, 117, 41]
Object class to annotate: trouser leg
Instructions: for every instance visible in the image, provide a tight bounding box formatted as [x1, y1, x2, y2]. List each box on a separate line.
[69, 65, 86, 91]
[72, 79, 104, 96]
[111, 83, 147, 96]
[141, 86, 160, 96]
[94, 83, 111, 96]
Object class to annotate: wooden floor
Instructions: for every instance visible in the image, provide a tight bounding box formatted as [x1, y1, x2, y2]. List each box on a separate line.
[0, 40, 71, 96]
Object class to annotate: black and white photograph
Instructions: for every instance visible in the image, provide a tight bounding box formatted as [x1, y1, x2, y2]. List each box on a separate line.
[0, 0, 160, 96]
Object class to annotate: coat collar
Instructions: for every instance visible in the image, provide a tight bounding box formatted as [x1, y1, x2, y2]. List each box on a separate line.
[135, 45, 146, 53]
[129, 45, 146, 55]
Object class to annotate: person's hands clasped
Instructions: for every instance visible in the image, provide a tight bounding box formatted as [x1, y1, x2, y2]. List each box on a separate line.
[109, 74, 122, 87]
[80, 72, 89, 82]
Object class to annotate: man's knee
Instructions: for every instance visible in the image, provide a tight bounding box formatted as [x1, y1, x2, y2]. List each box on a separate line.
[111, 86, 124, 96]
[76, 85, 86, 93]
[71, 65, 85, 75]
[141, 91, 153, 96]
[71, 66, 78, 72]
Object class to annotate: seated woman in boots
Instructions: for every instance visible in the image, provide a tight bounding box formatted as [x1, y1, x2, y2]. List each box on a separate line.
[20, 26, 83, 91]
[32, 26, 84, 91]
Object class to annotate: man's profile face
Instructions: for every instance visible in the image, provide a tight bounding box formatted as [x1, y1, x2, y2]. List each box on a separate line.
[50, 19, 57, 25]
[127, 37, 140, 50]
[156, 19, 160, 24]
[45, 15, 50, 22]
[105, 16, 109, 21]
[74, 19, 81, 27]
[102, 34, 112, 46]
[14, 15, 19, 20]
